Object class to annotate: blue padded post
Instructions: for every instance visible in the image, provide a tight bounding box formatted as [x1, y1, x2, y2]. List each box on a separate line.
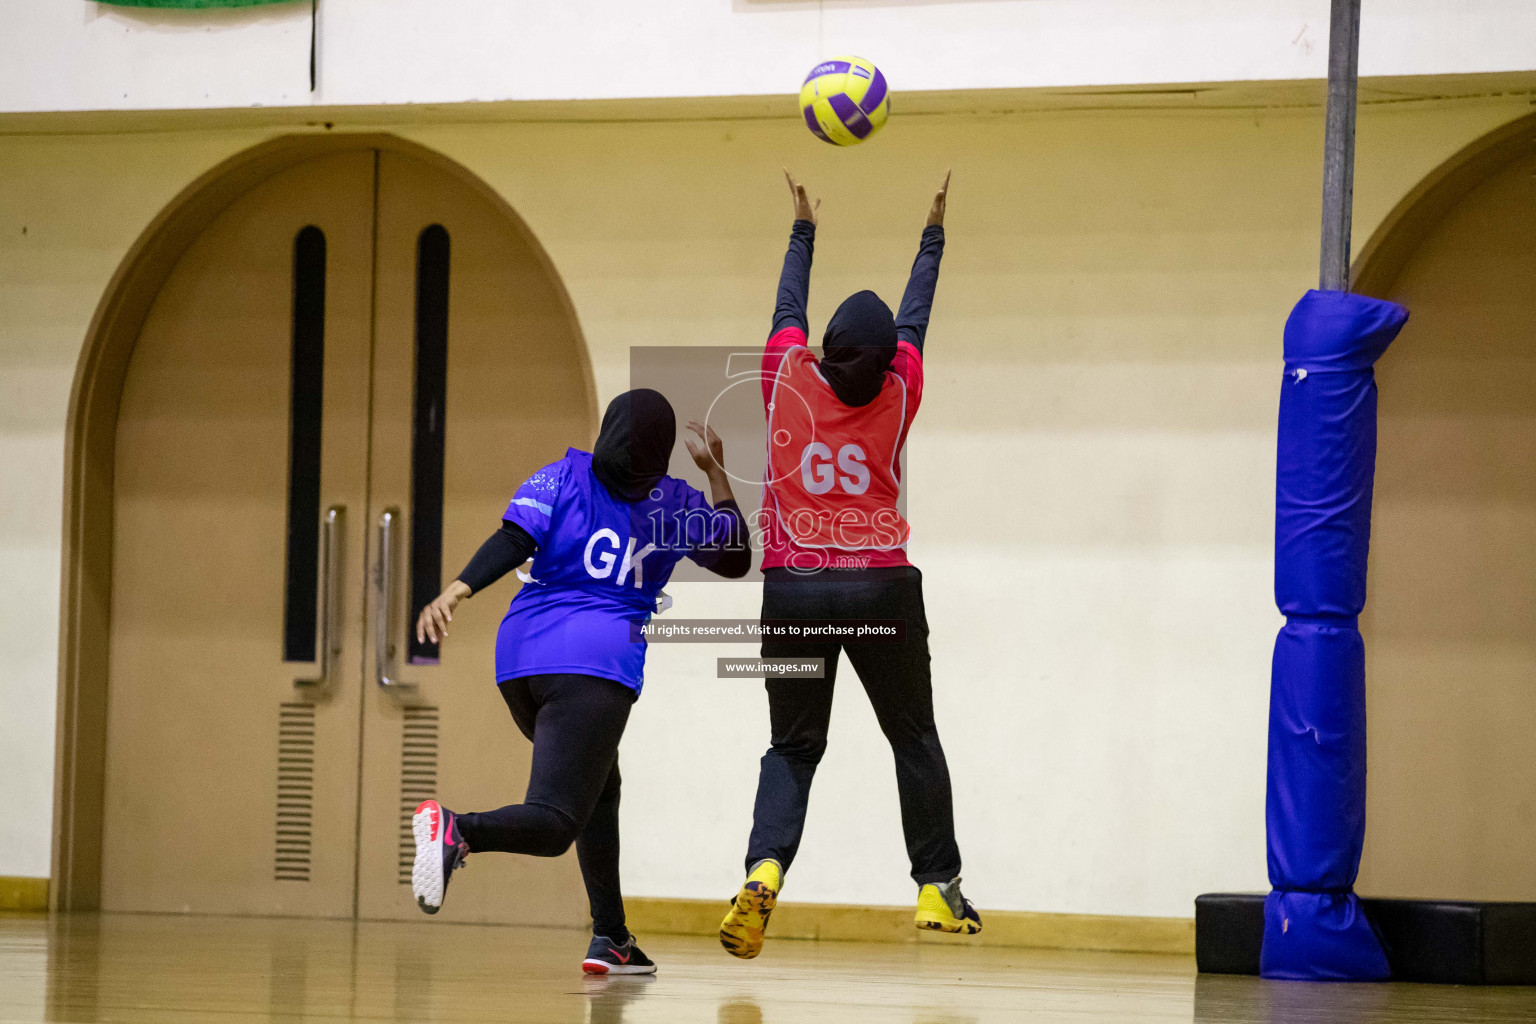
[1262, 289, 1408, 980]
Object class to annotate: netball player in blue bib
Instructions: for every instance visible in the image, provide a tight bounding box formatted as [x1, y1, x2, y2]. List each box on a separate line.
[409, 389, 749, 975]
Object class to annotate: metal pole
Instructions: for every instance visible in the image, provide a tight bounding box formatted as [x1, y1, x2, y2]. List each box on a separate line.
[1320, 0, 1362, 291]
[309, 0, 319, 93]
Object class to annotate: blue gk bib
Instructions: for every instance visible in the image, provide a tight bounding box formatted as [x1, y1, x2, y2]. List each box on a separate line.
[494, 449, 718, 693]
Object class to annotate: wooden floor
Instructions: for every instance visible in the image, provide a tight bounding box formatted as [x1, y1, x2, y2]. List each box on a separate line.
[2, 913, 1533, 1023]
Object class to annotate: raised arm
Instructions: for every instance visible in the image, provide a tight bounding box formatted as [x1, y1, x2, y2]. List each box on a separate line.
[683, 420, 752, 578]
[770, 170, 820, 339]
[895, 172, 950, 354]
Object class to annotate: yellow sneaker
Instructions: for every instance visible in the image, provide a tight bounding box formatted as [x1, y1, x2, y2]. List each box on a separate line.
[719, 859, 781, 959]
[915, 877, 982, 935]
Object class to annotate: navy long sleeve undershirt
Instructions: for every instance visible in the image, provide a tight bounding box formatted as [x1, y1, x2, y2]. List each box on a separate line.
[769, 220, 945, 353]
[457, 520, 537, 594]
[896, 225, 945, 353]
[695, 499, 752, 578]
[771, 219, 816, 337]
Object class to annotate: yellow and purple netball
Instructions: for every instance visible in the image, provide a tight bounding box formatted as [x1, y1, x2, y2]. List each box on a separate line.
[799, 56, 890, 146]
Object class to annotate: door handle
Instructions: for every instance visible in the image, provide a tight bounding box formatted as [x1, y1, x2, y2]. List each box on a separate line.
[374, 508, 416, 692]
[295, 505, 345, 694]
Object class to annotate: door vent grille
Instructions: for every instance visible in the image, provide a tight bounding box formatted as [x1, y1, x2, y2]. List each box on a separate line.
[274, 702, 316, 882]
[398, 706, 440, 884]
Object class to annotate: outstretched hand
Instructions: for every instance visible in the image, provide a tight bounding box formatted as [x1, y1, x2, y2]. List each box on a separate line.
[416, 580, 471, 646]
[684, 419, 725, 477]
[926, 170, 951, 228]
[684, 419, 735, 506]
[784, 168, 821, 225]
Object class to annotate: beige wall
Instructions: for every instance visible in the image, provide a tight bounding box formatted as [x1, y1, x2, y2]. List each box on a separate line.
[0, 91, 1527, 914]
[1360, 148, 1536, 902]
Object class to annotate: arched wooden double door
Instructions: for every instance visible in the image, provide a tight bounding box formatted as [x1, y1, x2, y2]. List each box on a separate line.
[100, 147, 594, 922]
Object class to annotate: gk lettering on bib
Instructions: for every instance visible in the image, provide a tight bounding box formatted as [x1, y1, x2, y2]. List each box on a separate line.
[764, 346, 910, 550]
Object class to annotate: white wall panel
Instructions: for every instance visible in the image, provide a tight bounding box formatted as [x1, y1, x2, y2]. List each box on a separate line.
[1, 1, 1533, 114]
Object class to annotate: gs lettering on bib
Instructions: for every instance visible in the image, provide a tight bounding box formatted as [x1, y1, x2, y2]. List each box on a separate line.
[764, 346, 910, 550]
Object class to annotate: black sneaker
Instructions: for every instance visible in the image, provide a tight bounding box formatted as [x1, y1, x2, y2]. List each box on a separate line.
[411, 799, 468, 914]
[581, 934, 657, 975]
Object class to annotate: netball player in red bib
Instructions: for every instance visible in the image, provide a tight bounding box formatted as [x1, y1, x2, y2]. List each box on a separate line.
[720, 172, 981, 959]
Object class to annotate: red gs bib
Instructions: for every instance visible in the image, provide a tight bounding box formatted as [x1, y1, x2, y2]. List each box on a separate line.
[764, 347, 910, 551]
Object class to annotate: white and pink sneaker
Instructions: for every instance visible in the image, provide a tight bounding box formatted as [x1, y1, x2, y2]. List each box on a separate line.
[411, 799, 468, 914]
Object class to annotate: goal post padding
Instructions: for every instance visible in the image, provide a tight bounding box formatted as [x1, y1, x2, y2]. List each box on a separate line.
[1262, 289, 1407, 981]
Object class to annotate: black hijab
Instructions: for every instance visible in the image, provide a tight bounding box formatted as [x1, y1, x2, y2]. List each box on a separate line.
[591, 388, 677, 502]
[820, 290, 897, 407]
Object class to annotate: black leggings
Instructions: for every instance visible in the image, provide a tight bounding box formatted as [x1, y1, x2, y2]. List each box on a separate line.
[454, 673, 636, 940]
[747, 567, 962, 885]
